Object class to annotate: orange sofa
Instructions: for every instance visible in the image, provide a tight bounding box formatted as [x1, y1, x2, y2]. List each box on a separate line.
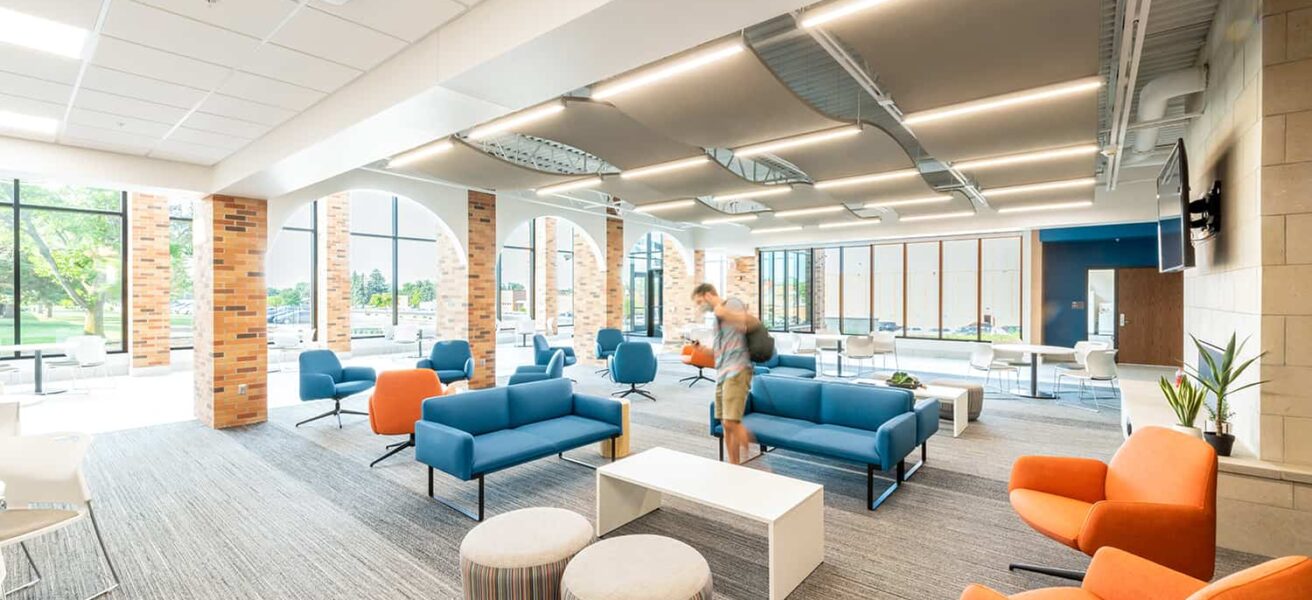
[962, 546, 1312, 599]
[368, 369, 455, 467]
[679, 343, 716, 387]
[1008, 426, 1217, 580]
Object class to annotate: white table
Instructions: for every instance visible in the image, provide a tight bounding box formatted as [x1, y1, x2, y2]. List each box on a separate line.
[813, 333, 847, 377]
[0, 342, 68, 397]
[992, 343, 1076, 399]
[854, 378, 972, 438]
[596, 447, 824, 600]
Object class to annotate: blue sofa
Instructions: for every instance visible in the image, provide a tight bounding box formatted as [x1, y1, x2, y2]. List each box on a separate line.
[417, 340, 474, 384]
[416, 378, 623, 520]
[533, 334, 577, 368]
[908, 398, 941, 479]
[709, 375, 935, 509]
[508, 349, 565, 385]
[752, 351, 818, 378]
[298, 349, 377, 428]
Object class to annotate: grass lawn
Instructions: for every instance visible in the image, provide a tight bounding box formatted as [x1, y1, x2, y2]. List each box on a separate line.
[0, 310, 123, 346]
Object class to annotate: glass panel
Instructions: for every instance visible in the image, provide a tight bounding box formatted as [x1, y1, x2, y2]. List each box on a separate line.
[20, 180, 121, 211]
[18, 210, 124, 350]
[704, 252, 726, 292]
[818, 248, 840, 332]
[557, 248, 573, 327]
[498, 247, 532, 320]
[267, 229, 314, 328]
[771, 252, 785, 330]
[942, 239, 979, 340]
[350, 235, 393, 336]
[788, 250, 810, 331]
[873, 245, 903, 335]
[0, 179, 12, 204]
[631, 273, 647, 332]
[840, 246, 871, 334]
[284, 201, 314, 229]
[349, 190, 393, 235]
[505, 222, 532, 248]
[982, 237, 1023, 341]
[168, 196, 195, 219]
[905, 242, 940, 338]
[397, 239, 437, 328]
[396, 196, 438, 240]
[0, 206, 13, 345]
[169, 218, 194, 347]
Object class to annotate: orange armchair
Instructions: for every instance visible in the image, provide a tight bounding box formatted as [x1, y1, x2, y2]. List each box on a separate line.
[1008, 426, 1217, 581]
[962, 546, 1312, 600]
[368, 369, 453, 467]
[679, 343, 716, 387]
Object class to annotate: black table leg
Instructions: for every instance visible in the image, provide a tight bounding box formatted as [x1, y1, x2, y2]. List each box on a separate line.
[1029, 352, 1039, 397]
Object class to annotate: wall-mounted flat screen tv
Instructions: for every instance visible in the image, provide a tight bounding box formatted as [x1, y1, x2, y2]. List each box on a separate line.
[1157, 138, 1194, 272]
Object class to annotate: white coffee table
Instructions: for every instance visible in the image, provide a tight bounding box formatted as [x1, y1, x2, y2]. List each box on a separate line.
[596, 447, 824, 600]
[854, 378, 971, 438]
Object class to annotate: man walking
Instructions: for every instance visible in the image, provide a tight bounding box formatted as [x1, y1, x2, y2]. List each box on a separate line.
[691, 283, 754, 465]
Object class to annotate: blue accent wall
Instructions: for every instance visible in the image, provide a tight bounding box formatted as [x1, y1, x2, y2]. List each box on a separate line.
[1042, 224, 1159, 348]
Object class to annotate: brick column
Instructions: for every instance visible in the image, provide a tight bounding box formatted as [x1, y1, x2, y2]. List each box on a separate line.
[435, 228, 467, 339]
[317, 193, 351, 353]
[812, 250, 828, 329]
[467, 191, 497, 388]
[194, 195, 267, 429]
[573, 234, 605, 363]
[604, 208, 624, 329]
[534, 217, 558, 335]
[661, 235, 695, 345]
[129, 192, 171, 373]
[728, 255, 759, 314]
[693, 249, 706, 285]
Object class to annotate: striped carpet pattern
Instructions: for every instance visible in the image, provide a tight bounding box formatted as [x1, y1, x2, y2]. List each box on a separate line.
[2, 362, 1268, 599]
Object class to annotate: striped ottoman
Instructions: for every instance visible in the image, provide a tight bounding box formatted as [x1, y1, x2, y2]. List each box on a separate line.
[560, 535, 713, 600]
[460, 507, 594, 599]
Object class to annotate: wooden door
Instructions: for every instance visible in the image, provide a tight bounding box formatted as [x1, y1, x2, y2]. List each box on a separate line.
[1116, 267, 1183, 366]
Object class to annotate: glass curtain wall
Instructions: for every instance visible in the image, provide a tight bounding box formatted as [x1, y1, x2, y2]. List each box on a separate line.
[624, 233, 663, 335]
[556, 220, 574, 327]
[168, 197, 194, 348]
[758, 249, 812, 332]
[267, 202, 316, 333]
[498, 223, 533, 322]
[349, 192, 439, 337]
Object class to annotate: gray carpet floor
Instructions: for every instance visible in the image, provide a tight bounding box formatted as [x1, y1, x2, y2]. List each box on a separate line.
[3, 360, 1268, 599]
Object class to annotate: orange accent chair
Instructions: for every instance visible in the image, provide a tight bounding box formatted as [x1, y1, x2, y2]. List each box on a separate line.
[679, 344, 716, 387]
[962, 546, 1312, 600]
[368, 369, 454, 467]
[1008, 426, 1217, 581]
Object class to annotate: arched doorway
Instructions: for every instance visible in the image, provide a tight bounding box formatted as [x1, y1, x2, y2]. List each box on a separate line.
[497, 216, 602, 344]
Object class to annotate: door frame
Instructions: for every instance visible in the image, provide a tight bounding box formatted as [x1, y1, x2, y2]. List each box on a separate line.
[1084, 267, 1120, 350]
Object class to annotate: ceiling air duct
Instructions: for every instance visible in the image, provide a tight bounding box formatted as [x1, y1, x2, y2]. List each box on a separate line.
[1132, 68, 1205, 156]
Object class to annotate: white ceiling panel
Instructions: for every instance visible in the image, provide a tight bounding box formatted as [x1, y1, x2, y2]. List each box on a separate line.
[169, 126, 250, 151]
[91, 37, 230, 91]
[61, 124, 157, 155]
[151, 139, 232, 165]
[0, 92, 67, 120]
[67, 107, 172, 137]
[132, 0, 297, 39]
[0, 71, 73, 105]
[242, 42, 361, 93]
[180, 111, 270, 140]
[73, 89, 190, 124]
[197, 94, 296, 127]
[0, 45, 82, 84]
[308, 0, 466, 43]
[273, 8, 407, 71]
[219, 71, 325, 111]
[2, 0, 103, 30]
[102, 1, 260, 68]
[80, 65, 207, 109]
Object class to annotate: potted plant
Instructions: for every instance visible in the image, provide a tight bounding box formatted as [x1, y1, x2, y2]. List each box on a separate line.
[886, 371, 923, 390]
[1159, 370, 1205, 438]
[1184, 334, 1266, 456]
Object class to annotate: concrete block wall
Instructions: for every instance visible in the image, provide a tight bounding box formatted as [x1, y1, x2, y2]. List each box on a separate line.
[128, 192, 171, 372]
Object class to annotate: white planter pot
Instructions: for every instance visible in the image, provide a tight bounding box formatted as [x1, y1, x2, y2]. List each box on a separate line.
[1171, 425, 1203, 439]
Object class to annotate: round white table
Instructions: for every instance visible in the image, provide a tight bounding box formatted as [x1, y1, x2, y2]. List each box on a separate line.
[813, 333, 848, 377]
[992, 343, 1076, 399]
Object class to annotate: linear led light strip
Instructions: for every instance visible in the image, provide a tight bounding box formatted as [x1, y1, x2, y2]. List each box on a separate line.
[537, 177, 604, 196]
[621, 156, 709, 179]
[634, 199, 696, 213]
[715, 187, 790, 202]
[703, 214, 759, 225]
[981, 177, 1096, 198]
[996, 200, 1094, 214]
[773, 205, 846, 218]
[953, 144, 1101, 171]
[752, 225, 803, 234]
[0, 110, 59, 135]
[814, 168, 918, 190]
[864, 194, 952, 209]
[388, 139, 454, 169]
[818, 219, 879, 229]
[800, 0, 897, 29]
[902, 78, 1102, 126]
[0, 7, 89, 59]
[900, 211, 975, 222]
[593, 40, 745, 100]
[734, 125, 862, 158]
[468, 101, 566, 141]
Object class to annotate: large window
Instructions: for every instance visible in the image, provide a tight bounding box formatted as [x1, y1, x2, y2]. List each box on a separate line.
[498, 223, 533, 321]
[267, 202, 315, 331]
[169, 197, 195, 348]
[349, 192, 440, 337]
[0, 179, 127, 353]
[624, 233, 663, 335]
[759, 235, 1023, 341]
[556, 221, 574, 327]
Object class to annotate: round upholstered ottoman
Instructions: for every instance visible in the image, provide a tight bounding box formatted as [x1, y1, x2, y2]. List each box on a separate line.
[460, 507, 594, 600]
[560, 535, 713, 600]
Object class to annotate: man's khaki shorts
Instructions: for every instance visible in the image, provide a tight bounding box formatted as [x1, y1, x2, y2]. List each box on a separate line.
[714, 370, 753, 421]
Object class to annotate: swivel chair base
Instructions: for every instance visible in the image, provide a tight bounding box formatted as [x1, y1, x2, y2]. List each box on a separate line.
[678, 368, 714, 388]
[296, 398, 367, 428]
[612, 383, 655, 401]
[370, 433, 415, 467]
[1007, 563, 1086, 581]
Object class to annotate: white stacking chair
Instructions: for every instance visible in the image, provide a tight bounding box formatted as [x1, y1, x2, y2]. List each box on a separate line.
[871, 331, 899, 370]
[841, 335, 877, 377]
[391, 323, 420, 357]
[0, 432, 120, 599]
[815, 328, 841, 375]
[269, 330, 305, 372]
[774, 332, 799, 355]
[47, 336, 108, 389]
[969, 344, 1019, 392]
[1056, 349, 1120, 411]
[42, 337, 83, 379]
[795, 335, 817, 355]
[1052, 340, 1108, 387]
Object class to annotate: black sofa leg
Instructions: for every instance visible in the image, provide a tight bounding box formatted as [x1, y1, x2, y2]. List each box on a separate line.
[905, 442, 928, 479]
[718, 437, 724, 462]
[1008, 564, 1086, 582]
[427, 467, 485, 521]
[611, 436, 617, 462]
[867, 461, 903, 510]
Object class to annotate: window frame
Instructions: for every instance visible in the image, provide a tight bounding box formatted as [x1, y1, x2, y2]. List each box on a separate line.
[168, 202, 193, 350]
[271, 201, 318, 339]
[350, 195, 436, 338]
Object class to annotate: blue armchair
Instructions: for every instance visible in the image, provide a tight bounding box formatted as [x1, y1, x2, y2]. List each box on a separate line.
[594, 328, 625, 376]
[298, 349, 377, 428]
[533, 334, 577, 368]
[508, 350, 565, 385]
[417, 340, 474, 384]
[609, 342, 658, 401]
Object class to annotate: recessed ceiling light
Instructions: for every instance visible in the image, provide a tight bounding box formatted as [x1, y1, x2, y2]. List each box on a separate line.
[634, 199, 696, 213]
[996, 200, 1094, 214]
[703, 214, 759, 225]
[981, 177, 1096, 198]
[387, 139, 453, 169]
[0, 7, 89, 59]
[800, 0, 896, 29]
[773, 205, 846, 218]
[622, 156, 709, 179]
[752, 225, 803, 234]
[814, 168, 919, 190]
[900, 210, 975, 222]
[818, 219, 878, 229]
[733, 125, 862, 158]
[864, 194, 952, 209]
[953, 144, 1100, 171]
[468, 101, 565, 141]
[903, 78, 1102, 126]
[0, 110, 58, 135]
[536, 177, 603, 196]
[593, 40, 745, 100]
[715, 187, 790, 201]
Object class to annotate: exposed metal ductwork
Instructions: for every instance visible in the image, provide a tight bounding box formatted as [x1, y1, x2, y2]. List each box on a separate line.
[1132, 67, 1205, 155]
